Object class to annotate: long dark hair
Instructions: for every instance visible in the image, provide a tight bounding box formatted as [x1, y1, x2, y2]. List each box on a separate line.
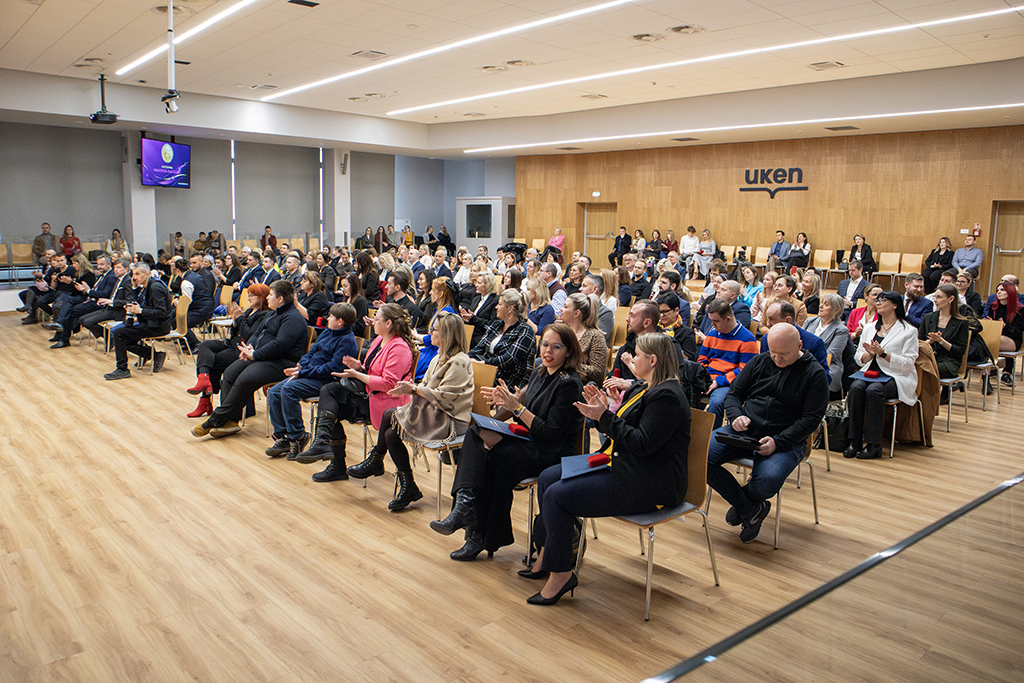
[342, 272, 362, 300]
[876, 291, 907, 323]
[539, 322, 582, 376]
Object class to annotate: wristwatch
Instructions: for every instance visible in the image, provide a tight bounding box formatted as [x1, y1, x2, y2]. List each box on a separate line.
[512, 404, 525, 418]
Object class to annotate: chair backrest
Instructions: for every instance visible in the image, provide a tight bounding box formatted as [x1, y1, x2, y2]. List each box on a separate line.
[754, 246, 770, 264]
[470, 360, 498, 414]
[614, 306, 630, 329]
[463, 323, 474, 348]
[748, 319, 759, 336]
[174, 295, 191, 335]
[719, 246, 736, 261]
[979, 319, 1003, 364]
[309, 238, 320, 252]
[955, 341, 969, 378]
[239, 289, 250, 310]
[81, 242, 102, 256]
[226, 240, 241, 250]
[876, 252, 901, 272]
[306, 326, 317, 352]
[812, 249, 833, 270]
[242, 239, 260, 251]
[0, 244, 8, 266]
[219, 284, 233, 307]
[363, 308, 377, 340]
[899, 253, 923, 274]
[684, 408, 716, 508]
[11, 243, 33, 264]
[531, 238, 546, 252]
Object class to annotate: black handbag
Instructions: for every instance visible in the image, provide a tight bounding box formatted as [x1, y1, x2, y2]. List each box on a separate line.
[814, 401, 849, 452]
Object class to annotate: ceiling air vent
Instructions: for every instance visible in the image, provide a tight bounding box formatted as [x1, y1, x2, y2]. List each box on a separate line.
[151, 4, 194, 16]
[504, 60, 534, 68]
[630, 33, 665, 43]
[250, 84, 278, 90]
[557, 147, 583, 151]
[809, 61, 846, 71]
[479, 65, 509, 73]
[581, 93, 607, 99]
[824, 125, 860, 131]
[671, 137, 699, 142]
[352, 50, 387, 61]
[667, 25, 706, 35]
[348, 96, 369, 103]
[463, 112, 486, 117]
[287, 0, 319, 6]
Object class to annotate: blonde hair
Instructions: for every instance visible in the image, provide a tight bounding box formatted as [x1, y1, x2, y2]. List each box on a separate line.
[636, 332, 679, 388]
[378, 253, 395, 271]
[525, 277, 551, 306]
[500, 289, 527, 319]
[434, 311, 468, 361]
[566, 292, 599, 329]
[475, 270, 498, 295]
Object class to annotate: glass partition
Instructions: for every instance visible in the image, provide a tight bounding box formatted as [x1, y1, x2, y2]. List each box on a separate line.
[647, 473, 1024, 683]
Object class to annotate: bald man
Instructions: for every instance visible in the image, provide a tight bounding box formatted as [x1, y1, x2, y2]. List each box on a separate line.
[706, 323, 828, 544]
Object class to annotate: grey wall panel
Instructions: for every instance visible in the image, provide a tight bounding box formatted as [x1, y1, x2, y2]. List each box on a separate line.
[154, 136, 232, 244]
[484, 157, 516, 197]
[0, 122, 124, 245]
[442, 159, 484, 229]
[350, 151, 395, 237]
[395, 155, 443, 235]
[235, 141, 319, 242]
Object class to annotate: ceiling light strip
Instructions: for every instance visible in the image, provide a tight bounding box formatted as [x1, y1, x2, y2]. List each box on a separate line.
[462, 102, 1024, 153]
[261, 0, 638, 102]
[392, 4, 1024, 116]
[115, 0, 266, 76]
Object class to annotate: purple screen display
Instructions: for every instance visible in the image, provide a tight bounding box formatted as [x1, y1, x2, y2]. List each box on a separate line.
[141, 138, 191, 188]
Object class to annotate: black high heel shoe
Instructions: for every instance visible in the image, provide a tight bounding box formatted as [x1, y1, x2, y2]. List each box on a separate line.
[517, 567, 548, 580]
[527, 573, 578, 606]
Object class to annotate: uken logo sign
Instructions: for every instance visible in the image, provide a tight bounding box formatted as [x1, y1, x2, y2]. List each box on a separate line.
[740, 167, 808, 199]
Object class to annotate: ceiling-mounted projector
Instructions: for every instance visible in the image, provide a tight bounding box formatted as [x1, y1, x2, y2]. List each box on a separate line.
[90, 74, 119, 125]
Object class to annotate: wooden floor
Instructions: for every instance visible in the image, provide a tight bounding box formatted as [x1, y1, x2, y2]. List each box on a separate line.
[1, 312, 1022, 683]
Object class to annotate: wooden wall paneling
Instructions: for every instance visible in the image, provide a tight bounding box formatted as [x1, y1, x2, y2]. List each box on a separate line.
[517, 126, 1024, 295]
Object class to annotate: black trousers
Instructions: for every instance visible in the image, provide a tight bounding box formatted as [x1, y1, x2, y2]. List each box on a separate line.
[451, 423, 557, 552]
[210, 358, 292, 425]
[80, 308, 121, 339]
[184, 311, 211, 352]
[112, 324, 160, 371]
[195, 339, 243, 394]
[33, 290, 58, 315]
[59, 300, 99, 342]
[608, 250, 626, 268]
[847, 378, 899, 445]
[318, 380, 371, 442]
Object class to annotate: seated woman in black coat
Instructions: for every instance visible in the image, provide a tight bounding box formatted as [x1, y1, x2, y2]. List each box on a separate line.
[430, 323, 584, 561]
[191, 279, 308, 438]
[461, 270, 499, 348]
[295, 270, 331, 326]
[338, 273, 369, 338]
[520, 332, 690, 605]
[919, 284, 971, 379]
[186, 283, 272, 418]
[922, 237, 954, 294]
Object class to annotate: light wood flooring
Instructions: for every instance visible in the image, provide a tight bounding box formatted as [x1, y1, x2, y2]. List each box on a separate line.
[1, 312, 1022, 683]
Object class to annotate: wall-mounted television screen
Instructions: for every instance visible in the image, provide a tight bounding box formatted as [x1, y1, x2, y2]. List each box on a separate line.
[141, 137, 191, 188]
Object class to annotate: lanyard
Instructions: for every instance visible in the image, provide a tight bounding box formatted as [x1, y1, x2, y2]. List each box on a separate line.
[601, 389, 646, 459]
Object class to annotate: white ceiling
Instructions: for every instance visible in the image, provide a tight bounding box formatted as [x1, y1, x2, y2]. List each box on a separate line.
[1, 0, 1023, 153]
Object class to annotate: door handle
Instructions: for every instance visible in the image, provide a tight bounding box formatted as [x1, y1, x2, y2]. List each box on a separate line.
[995, 244, 1024, 254]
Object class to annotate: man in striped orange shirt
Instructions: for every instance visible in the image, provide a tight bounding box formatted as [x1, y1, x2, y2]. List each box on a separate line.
[698, 298, 758, 428]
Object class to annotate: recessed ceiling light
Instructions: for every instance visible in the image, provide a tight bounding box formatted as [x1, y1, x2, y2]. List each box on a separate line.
[504, 60, 534, 68]
[463, 101, 1024, 153]
[352, 50, 387, 61]
[363, 93, 386, 100]
[809, 61, 846, 71]
[287, 0, 319, 7]
[479, 65, 510, 73]
[151, 4, 193, 16]
[391, 5, 1024, 117]
[138, 79, 147, 84]
[824, 125, 860, 131]
[250, 84, 278, 90]
[667, 25, 706, 35]
[262, 0, 637, 102]
[81, 57, 105, 64]
[630, 33, 665, 43]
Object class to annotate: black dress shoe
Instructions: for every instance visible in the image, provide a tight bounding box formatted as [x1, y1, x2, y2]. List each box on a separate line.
[856, 444, 883, 460]
[48, 333, 61, 342]
[518, 568, 548, 580]
[312, 460, 349, 482]
[450, 532, 490, 561]
[526, 573, 578, 606]
[843, 443, 861, 459]
[152, 351, 167, 372]
[50, 341, 70, 349]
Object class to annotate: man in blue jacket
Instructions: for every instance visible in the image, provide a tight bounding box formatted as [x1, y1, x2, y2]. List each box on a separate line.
[266, 302, 359, 459]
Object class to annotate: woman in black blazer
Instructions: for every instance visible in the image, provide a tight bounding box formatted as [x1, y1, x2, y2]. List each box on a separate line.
[461, 271, 499, 348]
[920, 284, 971, 384]
[521, 332, 691, 605]
[849, 234, 876, 276]
[922, 237, 954, 293]
[431, 323, 582, 562]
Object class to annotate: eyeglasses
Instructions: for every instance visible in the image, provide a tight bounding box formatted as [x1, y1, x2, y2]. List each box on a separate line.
[539, 341, 565, 352]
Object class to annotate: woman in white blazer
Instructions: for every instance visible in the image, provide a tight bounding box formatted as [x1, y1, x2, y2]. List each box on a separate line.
[845, 291, 919, 460]
[802, 292, 850, 396]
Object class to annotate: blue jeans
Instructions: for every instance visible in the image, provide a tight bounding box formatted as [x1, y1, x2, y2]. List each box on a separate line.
[706, 385, 730, 429]
[267, 377, 328, 440]
[706, 425, 804, 520]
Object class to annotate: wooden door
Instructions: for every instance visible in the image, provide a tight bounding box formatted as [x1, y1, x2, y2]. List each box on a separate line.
[580, 203, 618, 268]
[991, 202, 1024, 295]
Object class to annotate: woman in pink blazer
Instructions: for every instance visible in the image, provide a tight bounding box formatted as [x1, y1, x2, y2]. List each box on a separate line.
[295, 303, 416, 482]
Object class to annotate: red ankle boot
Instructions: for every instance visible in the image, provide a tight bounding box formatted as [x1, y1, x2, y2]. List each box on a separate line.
[187, 396, 213, 418]
[188, 373, 213, 395]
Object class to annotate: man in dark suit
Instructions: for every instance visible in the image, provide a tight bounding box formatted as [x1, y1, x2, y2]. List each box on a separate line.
[607, 225, 632, 268]
[235, 253, 265, 294]
[260, 256, 281, 285]
[432, 247, 453, 279]
[902, 273, 934, 327]
[837, 259, 868, 314]
[105, 262, 174, 380]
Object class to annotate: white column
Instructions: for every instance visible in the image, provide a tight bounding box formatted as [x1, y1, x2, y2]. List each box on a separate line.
[323, 148, 351, 248]
[122, 131, 158, 254]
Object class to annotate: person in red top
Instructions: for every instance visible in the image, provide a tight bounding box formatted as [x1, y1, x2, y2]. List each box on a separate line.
[259, 225, 278, 254]
[60, 225, 82, 257]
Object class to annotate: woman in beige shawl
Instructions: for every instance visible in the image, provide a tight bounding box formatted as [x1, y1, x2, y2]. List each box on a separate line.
[358, 311, 474, 511]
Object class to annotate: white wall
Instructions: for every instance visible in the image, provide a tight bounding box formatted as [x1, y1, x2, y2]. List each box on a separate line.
[0, 121, 124, 244]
